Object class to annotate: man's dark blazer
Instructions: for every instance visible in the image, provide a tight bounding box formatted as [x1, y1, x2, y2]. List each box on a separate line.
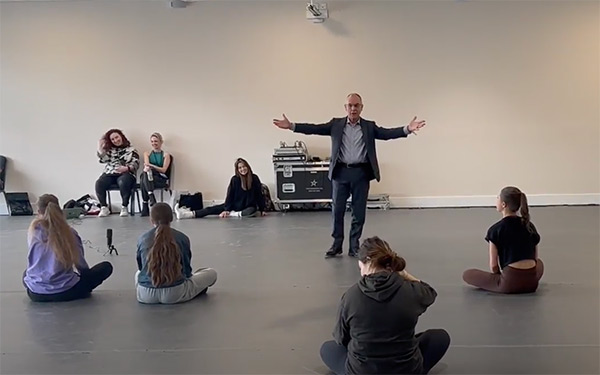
[294, 117, 409, 182]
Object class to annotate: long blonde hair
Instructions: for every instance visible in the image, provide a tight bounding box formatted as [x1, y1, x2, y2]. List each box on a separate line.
[147, 203, 182, 287]
[28, 194, 80, 269]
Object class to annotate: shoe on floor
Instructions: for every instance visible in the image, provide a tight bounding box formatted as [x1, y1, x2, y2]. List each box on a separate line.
[325, 246, 343, 258]
[175, 204, 194, 220]
[120, 206, 129, 217]
[98, 206, 110, 217]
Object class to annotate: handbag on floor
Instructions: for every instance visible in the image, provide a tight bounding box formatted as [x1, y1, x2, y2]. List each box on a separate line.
[178, 192, 203, 211]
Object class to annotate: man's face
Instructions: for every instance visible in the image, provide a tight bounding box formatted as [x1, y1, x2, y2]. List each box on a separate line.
[344, 94, 363, 122]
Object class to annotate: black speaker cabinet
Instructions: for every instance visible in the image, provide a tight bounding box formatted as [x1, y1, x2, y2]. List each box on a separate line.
[5, 192, 33, 216]
[275, 163, 332, 201]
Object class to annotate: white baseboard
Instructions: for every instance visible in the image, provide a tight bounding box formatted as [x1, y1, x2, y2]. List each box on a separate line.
[0, 192, 9, 216]
[205, 194, 599, 210]
[389, 194, 600, 208]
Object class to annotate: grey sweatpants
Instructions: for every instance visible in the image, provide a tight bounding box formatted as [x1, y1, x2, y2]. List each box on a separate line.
[135, 268, 217, 304]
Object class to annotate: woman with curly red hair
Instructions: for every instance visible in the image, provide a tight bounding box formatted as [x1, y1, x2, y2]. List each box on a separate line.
[95, 129, 140, 217]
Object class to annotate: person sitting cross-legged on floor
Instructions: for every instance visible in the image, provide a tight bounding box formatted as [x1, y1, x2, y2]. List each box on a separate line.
[320, 236, 450, 375]
[463, 186, 544, 294]
[23, 194, 113, 302]
[136, 203, 217, 304]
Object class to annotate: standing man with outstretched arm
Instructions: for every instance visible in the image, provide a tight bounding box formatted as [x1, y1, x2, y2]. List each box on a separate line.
[273, 93, 425, 258]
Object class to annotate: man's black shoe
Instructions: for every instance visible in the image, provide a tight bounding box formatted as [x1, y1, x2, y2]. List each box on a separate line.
[325, 247, 343, 258]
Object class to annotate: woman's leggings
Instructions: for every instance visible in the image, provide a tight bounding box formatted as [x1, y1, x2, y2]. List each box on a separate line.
[463, 259, 544, 294]
[193, 204, 257, 218]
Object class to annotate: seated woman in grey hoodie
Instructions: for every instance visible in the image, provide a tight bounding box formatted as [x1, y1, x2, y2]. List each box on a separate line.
[320, 237, 450, 375]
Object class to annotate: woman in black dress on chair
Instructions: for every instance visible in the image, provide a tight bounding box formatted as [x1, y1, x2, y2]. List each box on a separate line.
[140, 132, 172, 217]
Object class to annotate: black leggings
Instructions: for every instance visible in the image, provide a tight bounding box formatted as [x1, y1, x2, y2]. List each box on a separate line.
[95, 173, 136, 207]
[140, 171, 168, 202]
[193, 204, 257, 218]
[27, 262, 113, 302]
[320, 329, 450, 375]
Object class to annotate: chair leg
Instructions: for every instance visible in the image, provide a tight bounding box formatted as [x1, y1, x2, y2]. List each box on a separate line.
[160, 189, 164, 203]
[129, 190, 135, 216]
[129, 188, 140, 216]
[107, 193, 112, 214]
[136, 190, 141, 213]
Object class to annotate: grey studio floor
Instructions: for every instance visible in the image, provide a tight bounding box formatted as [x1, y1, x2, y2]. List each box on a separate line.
[0, 206, 599, 374]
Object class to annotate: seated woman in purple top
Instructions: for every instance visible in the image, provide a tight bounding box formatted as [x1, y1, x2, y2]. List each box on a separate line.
[23, 194, 113, 302]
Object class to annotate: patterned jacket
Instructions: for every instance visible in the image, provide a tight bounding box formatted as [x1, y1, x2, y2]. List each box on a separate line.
[97, 146, 140, 175]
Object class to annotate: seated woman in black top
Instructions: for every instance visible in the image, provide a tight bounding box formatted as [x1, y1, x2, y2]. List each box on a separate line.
[463, 186, 544, 294]
[321, 237, 450, 375]
[175, 158, 266, 219]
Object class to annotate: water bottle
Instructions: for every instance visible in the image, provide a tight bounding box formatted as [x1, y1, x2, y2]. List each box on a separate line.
[147, 170, 153, 181]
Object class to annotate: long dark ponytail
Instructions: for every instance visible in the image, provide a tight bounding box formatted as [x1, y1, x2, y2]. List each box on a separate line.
[500, 186, 534, 233]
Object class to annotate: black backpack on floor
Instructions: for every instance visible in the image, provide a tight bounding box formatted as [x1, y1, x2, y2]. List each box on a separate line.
[261, 184, 275, 212]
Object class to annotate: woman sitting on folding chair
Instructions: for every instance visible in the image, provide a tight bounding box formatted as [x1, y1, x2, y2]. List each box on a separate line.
[95, 129, 139, 217]
[140, 132, 172, 217]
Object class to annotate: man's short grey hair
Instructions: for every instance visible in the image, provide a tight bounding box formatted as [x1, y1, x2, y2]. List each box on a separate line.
[346, 93, 362, 101]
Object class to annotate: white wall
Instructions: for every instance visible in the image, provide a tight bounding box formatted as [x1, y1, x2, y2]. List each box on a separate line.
[1, 0, 598, 208]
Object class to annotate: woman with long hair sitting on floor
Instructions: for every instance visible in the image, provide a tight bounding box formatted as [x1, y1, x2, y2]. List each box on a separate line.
[136, 203, 217, 304]
[23, 194, 113, 302]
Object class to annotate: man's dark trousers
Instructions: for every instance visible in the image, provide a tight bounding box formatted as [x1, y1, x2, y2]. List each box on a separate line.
[331, 164, 371, 253]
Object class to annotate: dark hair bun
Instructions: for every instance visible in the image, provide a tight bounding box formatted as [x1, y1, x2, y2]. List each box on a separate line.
[389, 253, 406, 272]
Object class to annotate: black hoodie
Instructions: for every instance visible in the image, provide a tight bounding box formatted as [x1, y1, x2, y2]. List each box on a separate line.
[333, 271, 437, 374]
